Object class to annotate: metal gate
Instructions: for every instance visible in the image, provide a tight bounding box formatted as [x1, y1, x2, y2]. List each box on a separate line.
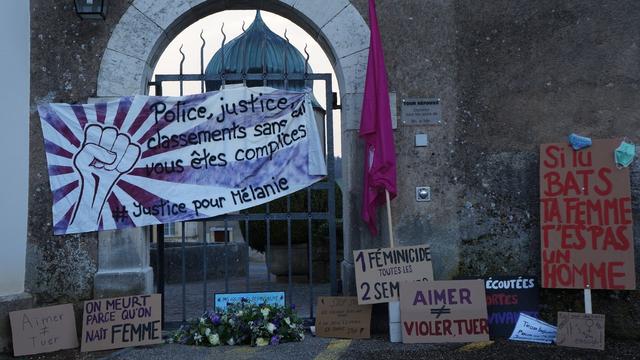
[148, 29, 339, 329]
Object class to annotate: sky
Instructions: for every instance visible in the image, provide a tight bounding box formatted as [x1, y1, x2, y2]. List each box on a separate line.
[152, 10, 342, 156]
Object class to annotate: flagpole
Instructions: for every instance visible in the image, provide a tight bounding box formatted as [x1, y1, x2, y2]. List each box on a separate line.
[386, 189, 401, 342]
[385, 189, 394, 248]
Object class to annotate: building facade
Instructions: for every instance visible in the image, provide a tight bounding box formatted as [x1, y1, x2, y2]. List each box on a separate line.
[1, 0, 640, 350]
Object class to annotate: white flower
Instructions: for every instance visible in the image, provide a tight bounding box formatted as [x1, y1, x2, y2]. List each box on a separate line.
[261, 307, 270, 318]
[208, 334, 220, 346]
[205, 328, 211, 336]
[236, 310, 244, 316]
[199, 317, 206, 325]
[227, 337, 235, 346]
[193, 333, 202, 343]
[229, 318, 235, 326]
[266, 322, 276, 334]
[284, 317, 291, 326]
[256, 337, 269, 347]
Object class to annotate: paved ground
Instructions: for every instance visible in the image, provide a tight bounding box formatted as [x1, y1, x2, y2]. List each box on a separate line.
[3, 336, 638, 360]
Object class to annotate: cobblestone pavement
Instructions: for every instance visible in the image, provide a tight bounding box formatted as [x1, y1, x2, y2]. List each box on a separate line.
[164, 261, 331, 324]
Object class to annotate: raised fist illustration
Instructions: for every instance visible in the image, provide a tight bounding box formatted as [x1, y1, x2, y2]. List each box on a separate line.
[68, 124, 140, 231]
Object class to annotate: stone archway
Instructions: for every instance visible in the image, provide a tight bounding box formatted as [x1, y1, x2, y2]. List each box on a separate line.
[94, 0, 371, 296]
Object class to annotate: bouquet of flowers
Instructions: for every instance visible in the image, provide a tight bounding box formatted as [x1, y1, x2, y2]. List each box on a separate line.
[172, 299, 305, 347]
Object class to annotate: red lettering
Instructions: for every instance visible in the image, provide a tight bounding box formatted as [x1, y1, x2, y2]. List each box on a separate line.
[563, 172, 582, 196]
[544, 145, 564, 168]
[542, 225, 556, 248]
[594, 167, 613, 196]
[589, 262, 607, 288]
[403, 321, 415, 336]
[542, 249, 571, 263]
[573, 149, 592, 167]
[560, 225, 585, 250]
[543, 262, 556, 287]
[443, 319, 452, 335]
[614, 226, 630, 251]
[588, 225, 604, 249]
[480, 318, 489, 334]
[607, 262, 625, 289]
[541, 198, 561, 222]
[543, 171, 563, 196]
[620, 197, 633, 224]
[575, 169, 593, 195]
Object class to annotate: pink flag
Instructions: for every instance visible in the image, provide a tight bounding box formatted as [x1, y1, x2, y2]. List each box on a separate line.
[359, 0, 397, 236]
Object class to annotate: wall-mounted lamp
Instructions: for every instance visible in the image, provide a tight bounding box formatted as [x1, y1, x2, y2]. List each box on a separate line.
[74, 0, 108, 20]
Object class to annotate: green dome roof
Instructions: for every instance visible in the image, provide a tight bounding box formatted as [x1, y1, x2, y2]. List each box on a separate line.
[205, 11, 311, 92]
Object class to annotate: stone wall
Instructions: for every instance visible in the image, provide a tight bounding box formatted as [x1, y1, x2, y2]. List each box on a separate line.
[349, 0, 640, 338]
[27, 0, 640, 340]
[28, 0, 131, 303]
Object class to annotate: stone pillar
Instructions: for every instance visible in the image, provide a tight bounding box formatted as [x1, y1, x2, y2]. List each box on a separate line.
[94, 228, 153, 298]
[86, 96, 153, 298]
[340, 93, 366, 296]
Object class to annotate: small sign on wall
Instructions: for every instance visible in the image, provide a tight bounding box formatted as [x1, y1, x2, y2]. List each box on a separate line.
[9, 304, 79, 356]
[401, 98, 442, 125]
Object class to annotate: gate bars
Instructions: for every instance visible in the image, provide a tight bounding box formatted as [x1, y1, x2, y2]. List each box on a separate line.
[147, 23, 338, 329]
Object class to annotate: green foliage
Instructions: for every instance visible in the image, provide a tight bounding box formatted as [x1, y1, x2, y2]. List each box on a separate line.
[171, 301, 304, 347]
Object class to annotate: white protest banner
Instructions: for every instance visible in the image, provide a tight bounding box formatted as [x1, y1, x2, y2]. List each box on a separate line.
[353, 244, 433, 304]
[38, 86, 326, 234]
[508, 313, 557, 344]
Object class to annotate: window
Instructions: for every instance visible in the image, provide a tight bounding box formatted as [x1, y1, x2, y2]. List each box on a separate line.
[164, 222, 176, 237]
[209, 227, 233, 243]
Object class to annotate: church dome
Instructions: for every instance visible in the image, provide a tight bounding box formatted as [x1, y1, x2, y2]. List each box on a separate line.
[205, 11, 312, 93]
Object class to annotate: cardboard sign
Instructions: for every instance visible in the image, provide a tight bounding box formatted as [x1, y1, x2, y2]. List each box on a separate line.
[485, 276, 539, 338]
[540, 139, 635, 289]
[353, 244, 434, 304]
[214, 291, 285, 311]
[38, 86, 326, 235]
[315, 297, 372, 339]
[9, 304, 79, 356]
[509, 313, 557, 344]
[556, 312, 605, 350]
[400, 280, 489, 343]
[81, 294, 162, 352]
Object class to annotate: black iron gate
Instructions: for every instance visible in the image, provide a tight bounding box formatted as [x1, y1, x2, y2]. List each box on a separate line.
[148, 30, 338, 329]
